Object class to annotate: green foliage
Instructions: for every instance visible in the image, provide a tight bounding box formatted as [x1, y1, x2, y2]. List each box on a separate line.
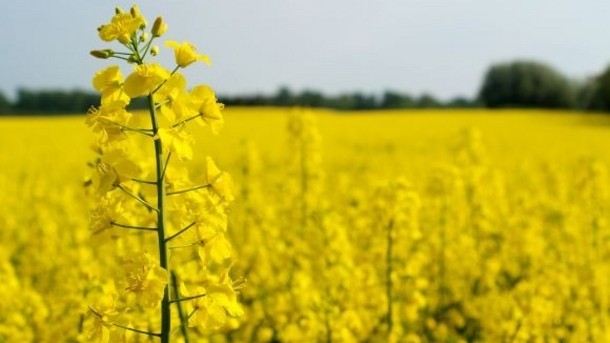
[0, 88, 149, 116]
[478, 60, 576, 109]
[13, 89, 99, 115]
[222, 88, 478, 111]
[0, 90, 11, 114]
[380, 91, 414, 109]
[578, 65, 610, 112]
[415, 93, 440, 108]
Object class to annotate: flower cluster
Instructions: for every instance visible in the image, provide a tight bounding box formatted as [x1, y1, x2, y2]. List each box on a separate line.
[85, 5, 241, 342]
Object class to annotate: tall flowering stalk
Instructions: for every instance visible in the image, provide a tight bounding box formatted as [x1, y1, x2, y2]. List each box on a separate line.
[85, 5, 242, 342]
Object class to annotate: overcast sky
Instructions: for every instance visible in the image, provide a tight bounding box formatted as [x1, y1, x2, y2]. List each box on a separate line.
[2, 1, 610, 100]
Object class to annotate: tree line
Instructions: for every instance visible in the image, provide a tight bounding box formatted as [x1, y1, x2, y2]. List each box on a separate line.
[0, 87, 478, 115]
[3, 59, 610, 115]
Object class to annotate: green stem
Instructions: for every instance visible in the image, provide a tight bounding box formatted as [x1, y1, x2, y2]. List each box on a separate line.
[165, 221, 197, 243]
[117, 184, 158, 212]
[129, 38, 141, 62]
[171, 113, 202, 128]
[439, 202, 447, 311]
[148, 93, 171, 343]
[166, 184, 210, 196]
[111, 221, 157, 231]
[100, 119, 154, 136]
[385, 219, 394, 336]
[169, 293, 206, 304]
[89, 307, 161, 337]
[140, 36, 156, 60]
[169, 241, 203, 250]
[110, 56, 133, 62]
[131, 178, 157, 185]
[112, 322, 162, 338]
[151, 65, 181, 94]
[161, 152, 172, 181]
[172, 272, 191, 343]
[186, 308, 198, 321]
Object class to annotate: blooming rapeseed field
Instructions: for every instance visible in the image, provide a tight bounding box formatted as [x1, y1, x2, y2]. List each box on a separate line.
[2, 106, 610, 342]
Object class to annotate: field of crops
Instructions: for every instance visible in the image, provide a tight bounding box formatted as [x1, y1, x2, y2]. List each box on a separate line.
[2, 108, 610, 342]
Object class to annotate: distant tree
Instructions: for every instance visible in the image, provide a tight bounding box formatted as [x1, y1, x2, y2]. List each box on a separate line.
[5, 86, 479, 114]
[416, 93, 440, 108]
[380, 91, 414, 109]
[13, 88, 100, 114]
[0, 90, 12, 114]
[478, 60, 576, 109]
[296, 89, 325, 107]
[219, 94, 268, 106]
[15, 88, 37, 113]
[579, 65, 610, 112]
[272, 86, 294, 106]
[352, 92, 378, 110]
[326, 94, 356, 110]
[447, 96, 479, 108]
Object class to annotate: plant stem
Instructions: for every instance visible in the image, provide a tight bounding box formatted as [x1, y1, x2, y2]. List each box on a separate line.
[172, 272, 191, 343]
[148, 93, 171, 343]
[386, 219, 394, 336]
[165, 221, 197, 243]
[131, 178, 157, 185]
[112, 322, 162, 337]
[117, 184, 158, 212]
[111, 222, 158, 231]
[161, 152, 172, 180]
[166, 184, 209, 196]
[171, 113, 201, 128]
[169, 293, 207, 304]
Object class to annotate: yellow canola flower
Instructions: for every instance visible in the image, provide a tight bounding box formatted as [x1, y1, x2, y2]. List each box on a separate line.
[154, 73, 198, 122]
[158, 127, 194, 161]
[191, 85, 224, 134]
[98, 12, 145, 44]
[187, 278, 243, 330]
[87, 293, 122, 343]
[203, 233, 232, 263]
[193, 222, 232, 264]
[165, 40, 211, 68]
[86, 100, 131, 144]
[92, 66, 130, 105]
[89, 194, 120, 235]
[203, 156, 234, 202]
[122, 252, 168, 308]
[123, 63, 170, 98]
[90, 143, 142, 195]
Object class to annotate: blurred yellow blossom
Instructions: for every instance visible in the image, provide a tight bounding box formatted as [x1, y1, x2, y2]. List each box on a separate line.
[165, 40, 211, 68]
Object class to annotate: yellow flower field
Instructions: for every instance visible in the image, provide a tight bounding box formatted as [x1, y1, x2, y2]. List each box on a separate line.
[1, 108, 610, 342]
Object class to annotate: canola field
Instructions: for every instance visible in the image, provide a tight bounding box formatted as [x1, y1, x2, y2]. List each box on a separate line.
[2, 108, 610, 342]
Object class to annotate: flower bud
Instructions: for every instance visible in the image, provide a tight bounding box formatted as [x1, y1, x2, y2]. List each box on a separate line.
[130, 5, 147, 29]
[115, 6, 124, 15]
[152, 17, 168, 37]
[130, 5, 140, 18]
[140, 32, 149, 43]
[90, 49, 114, 59]
[150, 46, 159, 56]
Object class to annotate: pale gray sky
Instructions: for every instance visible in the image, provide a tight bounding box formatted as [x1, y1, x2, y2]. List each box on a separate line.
[1, 1, 610, 100]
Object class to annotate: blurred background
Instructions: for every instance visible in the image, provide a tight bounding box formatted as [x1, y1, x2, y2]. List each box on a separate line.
[3, 0, 610, 113]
